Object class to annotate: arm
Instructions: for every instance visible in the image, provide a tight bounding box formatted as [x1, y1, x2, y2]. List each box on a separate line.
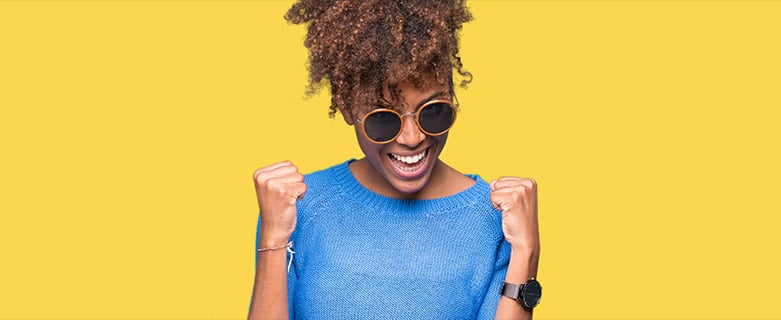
[494, 247, 539, 319]
[248, 227, 293, 319]
[490, 177, 540, 320]
[247, 161, 306, 320]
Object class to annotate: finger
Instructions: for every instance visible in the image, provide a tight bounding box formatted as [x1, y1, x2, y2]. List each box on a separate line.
[291, 182, 307, 198]
[273, 172, 305, 185]
[287, 182, 308, 204]
[255, 164, 299, 182]
[496, 176, 525, 182]
[493, 178, 536, 191]
[264, 174, 305, 195]
[492, 179, 525, 190]
[492, 186, 533, 209]
[258, 160, 292, 172]
[489, 191, 505, 211]
[520, 178, 537, 190]
[264, 164, 299, 177]
[490, 180, 497, 191]
[254, 161, 294, 176]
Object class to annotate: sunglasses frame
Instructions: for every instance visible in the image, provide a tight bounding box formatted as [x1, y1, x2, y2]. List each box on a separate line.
[356, 99, 458, 144]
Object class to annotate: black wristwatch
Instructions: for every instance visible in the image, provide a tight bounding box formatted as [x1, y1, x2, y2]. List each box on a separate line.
[501, 278, 542, 309]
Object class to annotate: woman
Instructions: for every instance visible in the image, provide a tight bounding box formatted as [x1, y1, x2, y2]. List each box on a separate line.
[249, 0, 540, 319]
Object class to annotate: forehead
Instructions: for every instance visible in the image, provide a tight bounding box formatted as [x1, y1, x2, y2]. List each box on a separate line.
[375, 81, 451, 111]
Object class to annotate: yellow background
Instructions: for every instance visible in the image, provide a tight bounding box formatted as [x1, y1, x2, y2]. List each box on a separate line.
[1, 0, 779, 319]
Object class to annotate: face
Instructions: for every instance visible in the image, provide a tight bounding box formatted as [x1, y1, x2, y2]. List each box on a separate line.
[343, 77, 453, 196]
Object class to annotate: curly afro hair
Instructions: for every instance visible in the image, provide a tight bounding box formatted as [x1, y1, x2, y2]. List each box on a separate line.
[285, 0, 473, 118]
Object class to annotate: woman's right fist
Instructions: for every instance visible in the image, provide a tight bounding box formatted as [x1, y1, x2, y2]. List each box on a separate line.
[253, 161, 306, 245]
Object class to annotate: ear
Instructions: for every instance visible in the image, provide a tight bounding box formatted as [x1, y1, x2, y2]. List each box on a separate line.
[339, 107, 355, 125]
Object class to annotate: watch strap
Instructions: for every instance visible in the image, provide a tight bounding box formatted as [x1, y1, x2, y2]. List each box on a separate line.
[500, 281, 523, 301]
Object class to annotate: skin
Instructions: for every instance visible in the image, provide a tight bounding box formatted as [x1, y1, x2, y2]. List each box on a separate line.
[248, 76, 540, 320]
[340, 77, 475, 199]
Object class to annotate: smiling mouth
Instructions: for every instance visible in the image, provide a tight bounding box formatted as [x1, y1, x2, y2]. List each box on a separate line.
[387, 148, 429, 173]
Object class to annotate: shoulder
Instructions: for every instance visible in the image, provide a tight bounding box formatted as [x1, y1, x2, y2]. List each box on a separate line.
[301, 160, 351, 189]
[292, 160, 366, 243]
[296, 160, 353, 216]
[435, 174, 504, 233]
[445, 173, 492, 207]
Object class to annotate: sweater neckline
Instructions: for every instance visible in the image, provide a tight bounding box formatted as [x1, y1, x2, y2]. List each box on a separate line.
[332, 159, 489, 214]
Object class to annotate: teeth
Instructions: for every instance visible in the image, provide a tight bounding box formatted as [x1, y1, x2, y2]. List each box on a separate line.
[390, 149, 427, 164]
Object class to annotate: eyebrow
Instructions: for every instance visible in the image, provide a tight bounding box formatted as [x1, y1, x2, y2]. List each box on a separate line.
[416, 91, 450, 109]
[373, 91, 450, 111]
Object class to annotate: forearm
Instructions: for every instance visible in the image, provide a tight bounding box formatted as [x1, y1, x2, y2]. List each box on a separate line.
[248, 235, 290, 320]
[494, 247, 539, 320]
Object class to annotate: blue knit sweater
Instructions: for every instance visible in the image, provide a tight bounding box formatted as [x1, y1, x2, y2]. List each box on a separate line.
[256, 160, 511, 319]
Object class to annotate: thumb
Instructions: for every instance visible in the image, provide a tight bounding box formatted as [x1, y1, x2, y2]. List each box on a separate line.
[290, 182, 307, 204]
[489, 189, 503, 211]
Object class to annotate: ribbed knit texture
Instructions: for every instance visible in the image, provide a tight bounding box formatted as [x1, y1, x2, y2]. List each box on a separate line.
[256, 160, 511, 319]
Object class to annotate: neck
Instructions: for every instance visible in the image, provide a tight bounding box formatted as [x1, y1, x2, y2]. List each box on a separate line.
[348, 158, 473, 200]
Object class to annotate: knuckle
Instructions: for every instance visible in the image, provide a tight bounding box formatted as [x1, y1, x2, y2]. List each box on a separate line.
[253, 169, 268, 181]
[275, 185, 288, 196]
[267, 178, 283, 189]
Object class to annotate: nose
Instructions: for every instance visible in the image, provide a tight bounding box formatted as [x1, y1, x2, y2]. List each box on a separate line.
[395, 113, 425, 147]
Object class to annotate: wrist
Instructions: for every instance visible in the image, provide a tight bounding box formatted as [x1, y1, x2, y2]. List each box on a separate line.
[510, 243, 539, 257]
[501, 278, 543, 310]
[506, 246, 539, 283]
[259, 227, 290, 248]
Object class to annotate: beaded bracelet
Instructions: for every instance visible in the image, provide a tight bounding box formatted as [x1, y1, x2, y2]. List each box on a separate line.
[257, 241, 295, 272]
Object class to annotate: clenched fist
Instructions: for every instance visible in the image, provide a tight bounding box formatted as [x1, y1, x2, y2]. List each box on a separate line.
[253, 161, 307, 246]
[490, 177, 539, 253]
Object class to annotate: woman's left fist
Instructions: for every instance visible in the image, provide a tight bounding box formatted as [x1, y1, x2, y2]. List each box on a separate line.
[489, 177, 539, 253]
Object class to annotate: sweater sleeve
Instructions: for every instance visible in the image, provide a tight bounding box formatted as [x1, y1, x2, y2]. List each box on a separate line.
[475, 238, 512, 319]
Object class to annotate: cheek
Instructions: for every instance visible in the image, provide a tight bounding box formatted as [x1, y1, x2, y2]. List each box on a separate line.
[432, 132, 449, 152]
[354, 126, 385, 157]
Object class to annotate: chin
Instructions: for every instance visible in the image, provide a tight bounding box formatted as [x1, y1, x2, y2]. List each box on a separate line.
[380, 150, 439, 196]
[355, 127, 448, 198]
[388, 177, 429, 195]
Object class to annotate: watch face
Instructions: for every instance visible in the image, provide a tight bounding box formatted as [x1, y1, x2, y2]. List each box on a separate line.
[521, 279, 542, 308]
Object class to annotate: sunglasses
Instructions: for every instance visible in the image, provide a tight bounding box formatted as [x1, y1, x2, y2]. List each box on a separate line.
[356, 99, 458, 144]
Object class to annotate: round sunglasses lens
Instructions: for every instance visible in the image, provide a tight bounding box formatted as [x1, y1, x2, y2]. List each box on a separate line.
[364, 111, 401, 142]
[419, 102, 455, 134]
